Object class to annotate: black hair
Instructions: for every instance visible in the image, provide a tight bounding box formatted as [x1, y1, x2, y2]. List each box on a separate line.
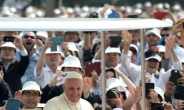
[92, 42, 101, 57]
[145, 49, 159, 59]
[105, 68, 116, 78]
[161, 27, 172, 34]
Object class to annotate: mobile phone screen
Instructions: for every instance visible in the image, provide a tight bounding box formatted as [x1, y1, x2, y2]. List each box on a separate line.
[109, 36, 122, 47]
[3, 36, 14, 42]
[154, 12, 166, 20]
[50, 37, 64, 51]
[170, 70, 182, 85]
[6, 99, 21, 110]
[85, 62, 93, 77]
[145, 83, 154, 98]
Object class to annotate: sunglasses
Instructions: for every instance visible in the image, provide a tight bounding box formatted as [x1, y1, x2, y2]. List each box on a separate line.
[161, 34, 169, 37]
[176, 36, 181, 40]
[23, 35, 35, 39]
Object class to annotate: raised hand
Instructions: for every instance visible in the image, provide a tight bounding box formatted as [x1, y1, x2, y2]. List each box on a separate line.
[177, 72, 184, 85]
[121, 30, 132, 45]
[83, 77, 92, 99]
[14, 90, 22, 101]
[43, 38, 52, 50]
[130, 87, 142, 104]
[90, 70, 99, 88]
[165, 79, 174, 97]
[149, 89, 159, 103]
[13, 35, 25, 50]
[177, 101, 184, 110]
[100, 4, 109, 18]
[48, 71, 63, 87]
[171, 21, 183, 35]
[165, 37, 175, 51]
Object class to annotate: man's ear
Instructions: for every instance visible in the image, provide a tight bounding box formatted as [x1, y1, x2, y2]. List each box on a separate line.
[62, 84, 65, 90]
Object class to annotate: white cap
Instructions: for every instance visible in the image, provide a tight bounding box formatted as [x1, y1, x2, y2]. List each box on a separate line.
[45, 47, 64, 57]
[105, 46, 121, 54]
[145, 28, 161, 39]
[66, 7, 74, 13]
[36, 31, 48, 38]
[106, 78, 127, 92]
[68, 42, 79, 51]
[0, 42, 16, 49]
[82, 6, 89, 12]
[172, 4, 181, 10]
[145, 1, 152, 7]
[145, 54, 161, 62]
[154, 86, 164, 101]
[60, 55, 82, 69]
[64, 71, 83, 80]
[21, 81, 42, 95]
[130, 44, 138, 53]
[53, 9, 61, 14]
[157, 45, 165, 53]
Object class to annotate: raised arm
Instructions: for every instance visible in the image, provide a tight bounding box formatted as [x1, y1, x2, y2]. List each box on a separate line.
[36, 39, 52, 77]
[113, 67, 135, 90]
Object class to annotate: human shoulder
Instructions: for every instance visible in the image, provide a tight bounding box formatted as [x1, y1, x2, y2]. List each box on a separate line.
[80, 98, 94, 109]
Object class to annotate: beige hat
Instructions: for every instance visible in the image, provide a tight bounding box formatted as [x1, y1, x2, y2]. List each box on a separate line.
[64, 71, 83, 80]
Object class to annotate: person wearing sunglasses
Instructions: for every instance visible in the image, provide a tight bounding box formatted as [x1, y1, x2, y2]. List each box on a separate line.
[14, 32, 40, 84]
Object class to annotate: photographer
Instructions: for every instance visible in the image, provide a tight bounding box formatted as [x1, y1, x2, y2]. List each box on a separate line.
[0, 35, 29, 97]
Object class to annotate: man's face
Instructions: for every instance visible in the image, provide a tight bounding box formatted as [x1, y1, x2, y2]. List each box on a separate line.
[64, 32, 79, 43]
[45, 53, 61, 68]
[63, 78, 83, 103]
[0, 47, 15, 61]
[128, 30, 140, 45]
[161, 30, 170, 39]
[22, 32, 36, 51]
[21, 90, 41, 109]
[146, 33, 160, 47]
[105, 53, 120, 68]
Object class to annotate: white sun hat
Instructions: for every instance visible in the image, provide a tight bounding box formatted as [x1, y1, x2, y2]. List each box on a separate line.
[105, 46, 121, 54]
[45, 47, 64, 57]
[145, 28, 161, 39]
[145, 54, 161, 62]
[60, 55, 82, 69]
[68, 42, 79, 51]
[0, 42, 16, 49]
[21, 81, 42, 95]
[106, 78, 127, 92]
[130, 44, 138, 53]
[36, 31, 48, 38]
[154, 86, 164, 101]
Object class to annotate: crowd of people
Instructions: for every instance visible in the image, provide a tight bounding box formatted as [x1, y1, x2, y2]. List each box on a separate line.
[0, 0, 184, 110]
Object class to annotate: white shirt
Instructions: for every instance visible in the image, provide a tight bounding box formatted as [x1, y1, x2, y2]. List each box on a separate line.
[121, 51, 182, 92]
[34, 65, 61, 88]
